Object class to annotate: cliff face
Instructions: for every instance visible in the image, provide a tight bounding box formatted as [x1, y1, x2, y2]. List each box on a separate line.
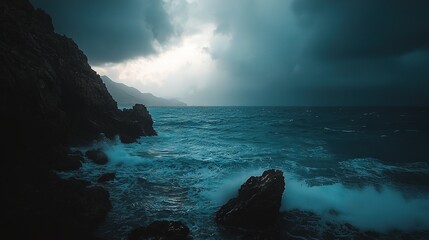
[1, 0, 155, 166]
[0, 1, 156, 238]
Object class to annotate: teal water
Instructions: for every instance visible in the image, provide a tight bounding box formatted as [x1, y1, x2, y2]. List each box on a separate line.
[63, 107, 429, 239]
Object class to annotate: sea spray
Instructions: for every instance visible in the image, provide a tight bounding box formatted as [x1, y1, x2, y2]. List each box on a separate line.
[283, 179, 429, 231]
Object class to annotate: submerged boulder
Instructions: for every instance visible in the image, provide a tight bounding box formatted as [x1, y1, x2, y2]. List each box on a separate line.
[128, 220, 190, 240]
[85, 149, 108, 165]
[97, 172, 116, 183]
[215, 169, 285, 228]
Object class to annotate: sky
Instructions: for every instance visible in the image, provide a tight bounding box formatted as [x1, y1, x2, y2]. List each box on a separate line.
[31, 0, 429, 106]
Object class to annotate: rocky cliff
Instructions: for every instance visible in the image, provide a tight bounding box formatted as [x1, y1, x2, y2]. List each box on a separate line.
[0, 0, 156, 239]
[215, 169, 285, 228]
[1, 0, 156, 165]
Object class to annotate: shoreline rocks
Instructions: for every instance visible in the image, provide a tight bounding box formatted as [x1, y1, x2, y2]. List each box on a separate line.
[54, 150, 84, 171]
[1, 0, 156, 239]
[215, 169, 285, 229]
[2, 171, 111, 239]
[2, 0, 157, 168]
[97, 172, 116, 183]
[129, 221, 191, 240]
[118, 104, 157, 143]
[86, 149, 109, 165]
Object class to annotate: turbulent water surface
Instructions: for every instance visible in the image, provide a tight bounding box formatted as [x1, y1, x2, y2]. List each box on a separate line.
[62, 107, 429, 239]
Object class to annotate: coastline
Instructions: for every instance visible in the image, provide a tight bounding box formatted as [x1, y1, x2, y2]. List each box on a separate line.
[2, 1, 429, 239]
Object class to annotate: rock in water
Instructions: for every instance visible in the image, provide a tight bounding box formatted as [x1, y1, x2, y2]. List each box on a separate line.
[129, 221, 190, 240]
[54, 150, 84, 171]
[119, 104, 157, 143]
[97, 172, 116, 183]
[215, 169, 285, 228]
[54, 179, 112, 234]
[85, 149, 109, 165]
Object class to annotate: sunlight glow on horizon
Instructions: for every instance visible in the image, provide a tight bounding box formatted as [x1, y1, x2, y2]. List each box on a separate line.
[92, 24, 220, 101]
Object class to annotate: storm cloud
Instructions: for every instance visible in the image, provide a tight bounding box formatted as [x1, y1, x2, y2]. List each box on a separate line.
[31, 0, 429, 105]
[293, 0, 429, 60]
[31, 0, 175, 64]
[194, 0, 429, 105]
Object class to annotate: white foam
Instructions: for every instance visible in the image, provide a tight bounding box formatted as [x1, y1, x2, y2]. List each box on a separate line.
[76, 139, 429, 233]
[283, 178, 429, 232]
[90, 136, 151, 165]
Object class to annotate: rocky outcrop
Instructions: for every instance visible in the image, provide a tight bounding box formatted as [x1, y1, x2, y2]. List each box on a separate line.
[58, 178, 112, 231]
[85, 149, 109, 165]
[1, 0, 156, 169]
[129, 221, 191, 240]
[0, 0, 155, 239]
[118, 104, 157, 143]
[215, 169, 285, 229]
[54, 150, 84, 171]
[97, 172, 116, 183]
[2, 172, 111, 240]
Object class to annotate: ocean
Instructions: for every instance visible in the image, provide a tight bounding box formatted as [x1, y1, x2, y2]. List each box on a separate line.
[62, 107, 429, 239]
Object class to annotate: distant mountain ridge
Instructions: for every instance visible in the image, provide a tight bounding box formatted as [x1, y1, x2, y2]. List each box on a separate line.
[101, 76, 187, 107]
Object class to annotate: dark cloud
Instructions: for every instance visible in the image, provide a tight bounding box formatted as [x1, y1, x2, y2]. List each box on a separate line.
[202, 0, 429, 105]
[293, 0, 429, 60]
[30, 0, 429, 105]
[31, 0, 175, 64]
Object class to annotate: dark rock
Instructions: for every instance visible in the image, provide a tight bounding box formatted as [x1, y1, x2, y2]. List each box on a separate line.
[86, 149, 109, 165]
[129, 221, 190, 240]
[68, 177, 91, 187]
[215, 169, 285, 228]
[283, 210, 323, 239]
[97, 172, 116, 183]
[119, 104, 157, 143]
[79, 186, 112, 226]
[54, 150, 84, 171]
[53, 177, 112, 234]
[2, 171, 111, 240]
[1, 0, 156, 170]
[54, 157, 82, 171]
[1, 0, 151, 238]
[69, 150, 84, 159]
